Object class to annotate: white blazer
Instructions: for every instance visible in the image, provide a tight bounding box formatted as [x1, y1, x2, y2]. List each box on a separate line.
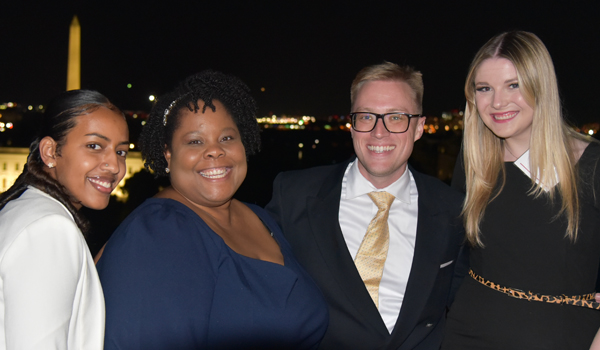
[0, 187, 104, 350]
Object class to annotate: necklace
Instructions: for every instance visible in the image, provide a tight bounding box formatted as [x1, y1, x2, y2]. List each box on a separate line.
[505, 146, 518, 161]
[504, 145, 527, 161]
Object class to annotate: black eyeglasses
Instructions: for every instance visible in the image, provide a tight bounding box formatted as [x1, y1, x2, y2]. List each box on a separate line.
[350, 112, 422, 133]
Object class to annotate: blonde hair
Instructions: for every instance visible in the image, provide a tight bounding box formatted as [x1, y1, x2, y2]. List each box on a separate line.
[462, 31, 587, 247]
[350, 61, 424, 113]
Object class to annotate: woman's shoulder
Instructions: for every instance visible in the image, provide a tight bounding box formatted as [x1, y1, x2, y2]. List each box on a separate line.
[121, 197, 198, 226]
[128, 197, 192, 216]
[98, 198, 222, 274]
[243, 202, 279, 229]
[0, 188, 84, 261]
[583, 140, 600, 156]
[242, 202, 291, 246]
[0, 188, 76, 237]
[578, 140, 600, 170]
[576, 141, 600, 203]
[4, 187, 73, 220]
[109, 197, 210, 245]
[243, 202, 267, 216]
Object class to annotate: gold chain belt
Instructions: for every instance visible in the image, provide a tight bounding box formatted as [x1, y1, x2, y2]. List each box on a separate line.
[469, 269, 600, 310]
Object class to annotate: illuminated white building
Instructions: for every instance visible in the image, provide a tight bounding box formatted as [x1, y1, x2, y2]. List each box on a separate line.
[0, 148, 145, 200]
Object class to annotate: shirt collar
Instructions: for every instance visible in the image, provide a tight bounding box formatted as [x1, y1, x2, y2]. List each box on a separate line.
[344, 159, 412, 204]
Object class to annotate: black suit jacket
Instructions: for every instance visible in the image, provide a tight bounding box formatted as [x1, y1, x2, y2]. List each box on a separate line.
[265, 159, 466, 350]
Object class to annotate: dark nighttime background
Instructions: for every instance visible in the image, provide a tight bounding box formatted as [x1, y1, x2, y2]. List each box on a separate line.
[1, 1, 599, 253]
[1, 1, 598, 125]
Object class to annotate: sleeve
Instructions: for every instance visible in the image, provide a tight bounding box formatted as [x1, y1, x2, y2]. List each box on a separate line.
[451, 146, 466, 194]
[443, 182, 469, 307]
[97, 204, 214, 350]
[264, 172, 286, 229]
[449, 242, 470, 307]
[594, 152, 600, 209]
[1, 215, 86, 350]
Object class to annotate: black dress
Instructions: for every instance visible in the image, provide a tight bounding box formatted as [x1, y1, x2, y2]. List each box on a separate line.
[443, 143, 600, 350]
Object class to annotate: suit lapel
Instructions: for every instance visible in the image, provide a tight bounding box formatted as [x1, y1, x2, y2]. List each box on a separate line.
[306, 160, 390, 337]
[390, 169, 447, 344]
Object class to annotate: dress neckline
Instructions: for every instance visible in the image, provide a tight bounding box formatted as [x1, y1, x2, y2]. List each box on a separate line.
[147, 197, 286, 267]
[504, 141, 599, 165]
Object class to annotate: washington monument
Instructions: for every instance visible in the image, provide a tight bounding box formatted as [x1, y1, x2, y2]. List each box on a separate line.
[66, 15, 80, 91]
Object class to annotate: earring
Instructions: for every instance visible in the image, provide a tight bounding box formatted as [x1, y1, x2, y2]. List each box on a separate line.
[47, 162, 54, 168]
[165, 167, 170, 174]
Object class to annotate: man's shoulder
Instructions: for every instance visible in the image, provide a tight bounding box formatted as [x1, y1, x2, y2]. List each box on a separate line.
[410, 167, 464, 203]
[276, 161, 349, 184]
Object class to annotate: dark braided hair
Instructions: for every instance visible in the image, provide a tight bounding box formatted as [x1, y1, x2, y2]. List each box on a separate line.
[0, 90, 121, 235]
[139, 70, 261, 177]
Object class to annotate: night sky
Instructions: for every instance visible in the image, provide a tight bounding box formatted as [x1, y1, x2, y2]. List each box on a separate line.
[1, 1, 598, 124]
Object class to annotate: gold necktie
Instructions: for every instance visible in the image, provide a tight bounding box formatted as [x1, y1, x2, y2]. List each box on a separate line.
[354, 191, 395, 309]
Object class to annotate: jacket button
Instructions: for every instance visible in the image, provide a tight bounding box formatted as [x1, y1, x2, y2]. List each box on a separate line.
[425, 323, 434, 328]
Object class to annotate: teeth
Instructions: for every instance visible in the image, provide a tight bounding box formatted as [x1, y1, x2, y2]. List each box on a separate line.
[200, 168, 228, 179]
[368, 145, 395, 153]
[493, 112, 517, 120]
[88, 178, 111, 188]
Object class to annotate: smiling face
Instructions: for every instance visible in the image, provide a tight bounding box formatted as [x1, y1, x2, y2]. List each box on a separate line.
[474, 57, 535, 153]
[48, 107, 129, 210]
[351, 80, 425, 189]
[164, 100, 247, 208]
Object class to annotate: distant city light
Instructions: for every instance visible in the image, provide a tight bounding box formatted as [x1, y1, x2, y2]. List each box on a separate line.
[314, 139, 319, 144]
[6, 102, 14, 108]
[0, 104, 6, 110]
[149, 95, 156, 102]
[127, 83, 132, 89]
[141, 121, 147, 125]
[133, 114, 138, 119]
[298, 143, 304, 148]
[256, 114, 315, 130]
[260, 87, 266, 92]
[28, 105, 33, 111]
[589, 130, 595, 135]
[6, 123, 12, 129]
[38, 105, 43, 110]
[129, 143, 135, 149]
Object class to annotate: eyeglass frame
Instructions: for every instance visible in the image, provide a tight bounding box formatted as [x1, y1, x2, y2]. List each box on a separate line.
[349, 112, 423, 133]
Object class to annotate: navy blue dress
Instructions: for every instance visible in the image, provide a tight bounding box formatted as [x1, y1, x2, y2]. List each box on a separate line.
[97, 198, 329, 350]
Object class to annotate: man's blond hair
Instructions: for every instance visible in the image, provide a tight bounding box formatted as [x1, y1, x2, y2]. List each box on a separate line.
[350, 61, 423, 113]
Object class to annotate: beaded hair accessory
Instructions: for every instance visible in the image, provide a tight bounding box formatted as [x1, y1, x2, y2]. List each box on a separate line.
[162, 99, 178, 126]
[163, 92, 193, 126]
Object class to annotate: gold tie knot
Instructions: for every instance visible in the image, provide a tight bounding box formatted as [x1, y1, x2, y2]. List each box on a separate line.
[368, 191, 395, 212]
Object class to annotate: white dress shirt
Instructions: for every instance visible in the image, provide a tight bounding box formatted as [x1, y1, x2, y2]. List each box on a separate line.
[0, 187, 105, 349]
[339, 160, 418, 333]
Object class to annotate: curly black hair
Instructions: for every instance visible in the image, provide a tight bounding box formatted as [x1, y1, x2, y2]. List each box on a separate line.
[139, 70, 261, 177]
